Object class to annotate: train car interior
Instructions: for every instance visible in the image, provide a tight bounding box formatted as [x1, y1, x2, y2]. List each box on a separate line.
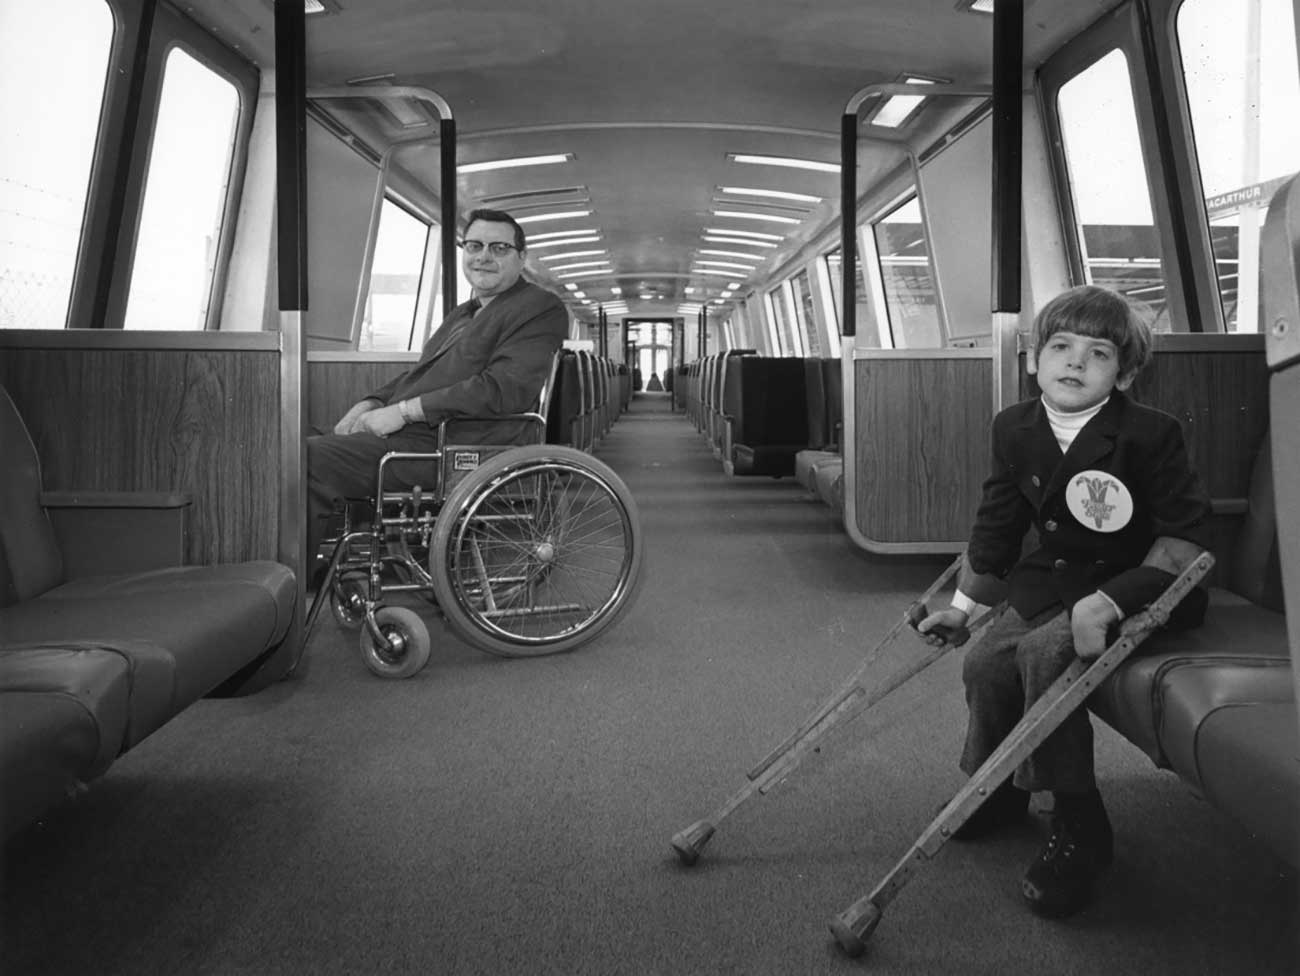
[2, 0, 1298, 972]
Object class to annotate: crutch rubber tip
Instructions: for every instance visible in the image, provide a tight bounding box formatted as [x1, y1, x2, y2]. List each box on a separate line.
[670, 820, 715, 866]
[828, 903, 882, 958]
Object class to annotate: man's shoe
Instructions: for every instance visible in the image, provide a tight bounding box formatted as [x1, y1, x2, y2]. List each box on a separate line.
[949, 781, 1031, 841]
[1021, 790, 1114, 918]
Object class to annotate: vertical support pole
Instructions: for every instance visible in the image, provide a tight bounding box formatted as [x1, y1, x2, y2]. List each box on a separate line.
[840, 112, 858, 340]
[274, 0, 308, 664]
[991, 0, 1024, 412]
[440, 117, 458, 312]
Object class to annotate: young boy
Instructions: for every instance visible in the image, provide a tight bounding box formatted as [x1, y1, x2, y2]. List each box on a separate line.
[919, 285, 1211, 918]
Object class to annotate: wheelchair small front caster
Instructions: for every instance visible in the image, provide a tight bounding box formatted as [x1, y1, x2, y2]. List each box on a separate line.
[330, 572, 369, 630]
[359, 606, 432, 678]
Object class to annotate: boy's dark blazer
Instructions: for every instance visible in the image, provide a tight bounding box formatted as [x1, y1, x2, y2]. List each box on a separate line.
[967, 390, 1211, 623]
[367, 277, 568, 444]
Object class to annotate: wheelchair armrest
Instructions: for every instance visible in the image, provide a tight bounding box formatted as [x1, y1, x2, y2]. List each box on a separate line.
[40, 491, 192, 578]
[437, 412, 548, 447]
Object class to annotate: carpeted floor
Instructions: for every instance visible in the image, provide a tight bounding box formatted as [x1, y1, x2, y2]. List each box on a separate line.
[3, 392, 1296, 975]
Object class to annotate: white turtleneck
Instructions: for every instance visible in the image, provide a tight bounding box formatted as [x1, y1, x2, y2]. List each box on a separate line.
[1042, 395, 1108, 453]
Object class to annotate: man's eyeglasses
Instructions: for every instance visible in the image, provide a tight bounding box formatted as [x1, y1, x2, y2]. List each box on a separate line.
[458, 240, 520, 257]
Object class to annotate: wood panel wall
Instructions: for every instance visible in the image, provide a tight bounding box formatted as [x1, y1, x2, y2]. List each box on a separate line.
[853, 356, 993, 546]
[1, 340, 280, 566]
[306, 355, 416, 433]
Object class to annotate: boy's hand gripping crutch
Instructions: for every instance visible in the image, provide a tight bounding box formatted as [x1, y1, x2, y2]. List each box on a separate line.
[827, 550, 1215, 958]
[671, 553, 1003, 866]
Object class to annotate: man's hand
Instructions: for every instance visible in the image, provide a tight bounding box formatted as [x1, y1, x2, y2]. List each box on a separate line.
[354, 404, 406, 438]
[1071, 592, 1120, 660]
[917, 608, 969, 647]
[334, 399, 380, 435]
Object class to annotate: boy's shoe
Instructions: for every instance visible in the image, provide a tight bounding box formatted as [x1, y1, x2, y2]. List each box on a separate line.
[949, 781, 1031, 841]
[1021, 789, 1114, 918]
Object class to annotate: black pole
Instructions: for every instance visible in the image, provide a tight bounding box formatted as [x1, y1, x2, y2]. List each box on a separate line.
[440, 117, 458, 310]
[840, 112, 857, 338]
[991, 0, 1023, 313]
[274, 0, 307, 311]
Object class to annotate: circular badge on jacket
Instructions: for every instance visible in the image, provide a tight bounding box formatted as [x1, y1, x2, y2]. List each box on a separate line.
[1066, 470, 1133, 533]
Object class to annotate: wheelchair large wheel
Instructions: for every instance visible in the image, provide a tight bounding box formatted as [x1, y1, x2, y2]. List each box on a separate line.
[359, 605, 432, 678]
[429, 445, 643, 657]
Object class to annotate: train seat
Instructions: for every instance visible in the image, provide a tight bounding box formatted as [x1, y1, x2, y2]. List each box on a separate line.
[1089, 434, 1297, 867]
[724, 357, 810, 477]
[0, 645, 132, 840]
[0, 384, 296, 840]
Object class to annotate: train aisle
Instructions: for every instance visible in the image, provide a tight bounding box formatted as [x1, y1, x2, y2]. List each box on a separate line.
[2, 393, 1295, 976]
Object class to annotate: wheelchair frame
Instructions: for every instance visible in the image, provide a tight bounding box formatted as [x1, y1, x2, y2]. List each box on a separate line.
[304, 410, 643, 678]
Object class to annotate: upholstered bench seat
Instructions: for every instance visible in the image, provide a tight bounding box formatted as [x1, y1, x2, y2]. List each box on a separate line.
[0, 645, 133, 838]
[0, 562, 294, 747]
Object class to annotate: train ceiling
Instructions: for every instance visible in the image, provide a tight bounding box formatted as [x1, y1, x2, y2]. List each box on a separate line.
[184, 0, 1115, 322]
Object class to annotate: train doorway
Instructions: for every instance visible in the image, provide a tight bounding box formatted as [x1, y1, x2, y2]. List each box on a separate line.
[623, 318, 681, 395]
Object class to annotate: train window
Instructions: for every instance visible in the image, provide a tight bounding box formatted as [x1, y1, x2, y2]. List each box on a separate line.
[1056, 49, 1171, 324]
[359, 198, 433, 351]
[0, 0, 113, 329]
[790, 269, 822, 356]
[768, 283, 804, 356]
[1177, 0, 1300, 333]
[123, 47, 239, 330]
[871, 194, 941, 348]
[823, 246, 875, 350]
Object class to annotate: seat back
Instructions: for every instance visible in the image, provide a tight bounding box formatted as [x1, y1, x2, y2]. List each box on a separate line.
[1228, 433, 1285, 612]
[0, 386, 64, 605]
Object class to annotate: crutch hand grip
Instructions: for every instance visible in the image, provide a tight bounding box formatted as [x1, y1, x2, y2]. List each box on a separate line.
[907, 603, 970, 647]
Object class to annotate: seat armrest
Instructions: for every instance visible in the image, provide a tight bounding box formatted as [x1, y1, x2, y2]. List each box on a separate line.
[40, 491, 192, 578]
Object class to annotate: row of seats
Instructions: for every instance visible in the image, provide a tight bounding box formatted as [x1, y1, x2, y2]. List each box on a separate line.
[678, 353, 841, 480]
[0, 386, 297, 842]
[678, 352, 1296, 870]
[546, 350, 630, 451]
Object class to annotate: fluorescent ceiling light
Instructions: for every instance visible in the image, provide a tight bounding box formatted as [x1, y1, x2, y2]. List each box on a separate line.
[699, 249, 765, 260]
[527, 229, 601, 241]
[703, 227, 784, 241]
[517, 210, 592, 224]
[537, 250, 607, 261]
[458, 153, 573, 174]
[550, 261, 611, 271]
[564, 283, 579, 291]
[610, 287, 622, 295]
[528, 236, 601, 249]
[727, 153, 840, 173]
[572, 291, 585, 298]
[558, 269, 614, 280]
[957, 0, 995, 13]
[870, 76, 940, 128]
[718, 186, 822, 203]
[703, 236, 778, 249]
[712, 210, 802, 225]
[691, 269, 748, 279]
[695, 259, 758, 270]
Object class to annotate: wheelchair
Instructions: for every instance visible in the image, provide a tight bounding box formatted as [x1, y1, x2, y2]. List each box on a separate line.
[304, 409, 644, 678]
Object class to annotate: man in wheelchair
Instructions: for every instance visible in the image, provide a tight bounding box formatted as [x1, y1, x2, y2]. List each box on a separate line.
[306, 208, 569, 574]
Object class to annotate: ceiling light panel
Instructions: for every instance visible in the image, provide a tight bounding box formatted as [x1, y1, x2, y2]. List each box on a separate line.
[717, 186, 823, 203]
[727, 153, 840, 173]
[458, 153, 574, 174]
[517, 210, 593, 224]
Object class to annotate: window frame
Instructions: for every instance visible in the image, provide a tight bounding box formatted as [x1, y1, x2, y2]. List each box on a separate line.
[1037, 0, 1222, 332]
[71, 0, 257, 330]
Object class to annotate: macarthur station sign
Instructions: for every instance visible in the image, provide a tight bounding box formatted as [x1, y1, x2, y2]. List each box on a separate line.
[1205, 175, 1293, 218]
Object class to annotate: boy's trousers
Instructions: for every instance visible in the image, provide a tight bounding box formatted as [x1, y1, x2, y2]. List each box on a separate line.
[959, 606, 1097, 794]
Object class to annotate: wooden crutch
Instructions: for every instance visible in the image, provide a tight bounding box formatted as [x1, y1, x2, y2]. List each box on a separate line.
[671, 553, 1003, 866]
[828, 550, 1215, 958]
